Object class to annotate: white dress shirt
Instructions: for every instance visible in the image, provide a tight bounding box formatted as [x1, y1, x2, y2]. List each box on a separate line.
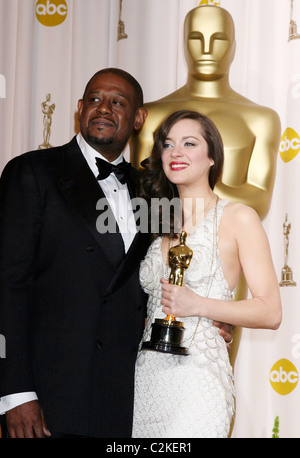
[77, 133, 137, 252]
[0, 134, 137, 414]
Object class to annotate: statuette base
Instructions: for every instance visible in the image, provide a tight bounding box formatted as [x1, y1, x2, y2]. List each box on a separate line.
[142, 318, 189, 356]
[279, 266, 297, 287]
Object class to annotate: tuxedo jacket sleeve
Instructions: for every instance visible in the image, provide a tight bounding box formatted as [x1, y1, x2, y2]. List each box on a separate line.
[0, 137, 149, 437]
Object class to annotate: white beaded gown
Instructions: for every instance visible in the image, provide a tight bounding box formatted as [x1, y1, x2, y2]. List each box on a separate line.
[132, 200, 236, 438]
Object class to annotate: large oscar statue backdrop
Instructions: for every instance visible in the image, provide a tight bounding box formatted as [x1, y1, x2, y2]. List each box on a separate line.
[1, 0, 300, 438]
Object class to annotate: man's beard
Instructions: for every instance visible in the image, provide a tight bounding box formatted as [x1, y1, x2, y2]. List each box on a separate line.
[87, 135, 114, 147]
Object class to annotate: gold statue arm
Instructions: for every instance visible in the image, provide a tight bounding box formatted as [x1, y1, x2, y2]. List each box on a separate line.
[215, 182, 270, 221]
[216, 109, 281, 220]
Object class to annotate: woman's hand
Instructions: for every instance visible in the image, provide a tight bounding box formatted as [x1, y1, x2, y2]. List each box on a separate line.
[160, 278, 200, 317]
[213, 321, 234, 350]
[161, 278, 234, 351]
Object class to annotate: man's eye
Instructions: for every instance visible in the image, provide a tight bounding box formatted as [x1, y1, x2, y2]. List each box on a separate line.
[90, 97, 100, 103]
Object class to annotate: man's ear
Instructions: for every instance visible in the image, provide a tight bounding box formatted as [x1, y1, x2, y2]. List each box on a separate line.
[77, 99, 83, 120]
[134, 107, 148, 130]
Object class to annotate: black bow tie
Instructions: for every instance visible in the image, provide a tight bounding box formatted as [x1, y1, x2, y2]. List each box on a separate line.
[96, 157, 132, 184]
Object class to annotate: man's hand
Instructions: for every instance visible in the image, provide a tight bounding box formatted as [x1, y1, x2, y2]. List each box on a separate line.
[6, 400, 51, 438]
[214, 321, 234, 350]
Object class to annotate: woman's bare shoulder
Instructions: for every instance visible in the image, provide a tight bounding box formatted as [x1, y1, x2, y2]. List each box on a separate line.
[222, 201, 261, 227]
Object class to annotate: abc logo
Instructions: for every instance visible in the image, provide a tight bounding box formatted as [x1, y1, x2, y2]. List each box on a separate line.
[269, 359, 299, 395]
[35, 0, 68, 27]
[279, 127, 300, 163]
[199, 0, 221, 5]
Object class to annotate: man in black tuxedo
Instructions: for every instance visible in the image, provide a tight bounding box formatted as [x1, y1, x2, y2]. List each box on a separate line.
[0, 68, 232, 438]
[0, 68, 149, 438]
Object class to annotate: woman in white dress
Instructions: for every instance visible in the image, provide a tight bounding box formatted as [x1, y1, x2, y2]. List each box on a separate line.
[132, 110, 282, 438]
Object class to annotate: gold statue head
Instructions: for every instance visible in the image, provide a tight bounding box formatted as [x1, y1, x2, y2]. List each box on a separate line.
[184, 6, 236, 81]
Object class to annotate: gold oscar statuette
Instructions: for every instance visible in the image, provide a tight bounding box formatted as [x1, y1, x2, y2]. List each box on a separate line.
[117, 0, 128, 41]
[38, 93, 55, 150]
[142, 231, 193, 356]
[279, 214, 296, 287]
[289, 0, 300, 42]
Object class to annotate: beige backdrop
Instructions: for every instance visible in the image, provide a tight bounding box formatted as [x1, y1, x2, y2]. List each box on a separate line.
[1, 0, 300, 438]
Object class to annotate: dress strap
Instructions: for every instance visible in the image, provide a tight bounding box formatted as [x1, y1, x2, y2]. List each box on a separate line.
[185, 196, 220, 347]
[214, 199, 229, 234]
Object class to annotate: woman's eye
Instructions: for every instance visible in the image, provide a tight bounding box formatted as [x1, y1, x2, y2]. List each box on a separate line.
[185, 142, 195, 147]
[163, 143, 173, 149]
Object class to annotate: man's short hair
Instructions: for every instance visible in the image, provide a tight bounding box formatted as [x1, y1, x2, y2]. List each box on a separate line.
[83, 68, 144, 108]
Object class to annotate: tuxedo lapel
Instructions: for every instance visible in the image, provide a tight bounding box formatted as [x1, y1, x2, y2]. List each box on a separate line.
[51, 138, 125, 270]
[104, 231, 150, 297]
[103, 166, 150, 295]
[126, 166, 139, 200]
[50, 138, 149, 293]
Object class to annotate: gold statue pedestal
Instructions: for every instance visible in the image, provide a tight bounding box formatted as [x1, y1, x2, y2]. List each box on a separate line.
[142, 314, 188, 355]
[279, 265, 297, 287]
[38, 142, 53, 150]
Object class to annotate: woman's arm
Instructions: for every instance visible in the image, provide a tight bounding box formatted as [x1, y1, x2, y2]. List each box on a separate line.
[161, 205, 282, 330]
